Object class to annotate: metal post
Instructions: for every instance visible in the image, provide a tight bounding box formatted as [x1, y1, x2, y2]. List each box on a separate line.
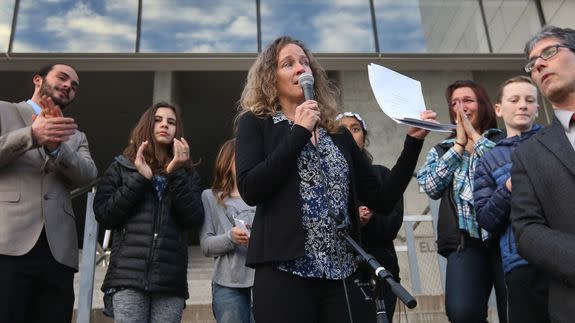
[404, 221, 421, 293]
[77, 189, 98, 323]
[428, 198, 446, 290]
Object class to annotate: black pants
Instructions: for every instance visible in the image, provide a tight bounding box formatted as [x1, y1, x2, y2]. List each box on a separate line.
[0, 230, 75, 323]
[506, 265, 549, 323]
[445, 240, 507, 323]
[253, 265, 352, 323]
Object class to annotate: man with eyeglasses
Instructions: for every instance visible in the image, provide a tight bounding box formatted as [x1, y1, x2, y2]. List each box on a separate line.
[510, 26, 575, 323]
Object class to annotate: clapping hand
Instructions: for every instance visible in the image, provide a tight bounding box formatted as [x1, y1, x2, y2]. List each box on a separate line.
[39, 95, 63, 118]
[454, 104, 480, 152]
[166, 137, 190, 174]
[135, 141, 153, 179]
[31, 95, 76, 152]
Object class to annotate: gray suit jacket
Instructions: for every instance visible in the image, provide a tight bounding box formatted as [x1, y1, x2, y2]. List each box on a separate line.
[0, 101, 97, 270]
[511, 116, 575, 323]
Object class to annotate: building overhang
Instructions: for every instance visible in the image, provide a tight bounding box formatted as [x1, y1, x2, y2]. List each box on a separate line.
[0, 52, 525, 72]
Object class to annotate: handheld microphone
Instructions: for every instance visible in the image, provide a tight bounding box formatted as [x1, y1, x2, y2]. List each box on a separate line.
[298, 73, 317, 132]
[298, 73, 315, 101]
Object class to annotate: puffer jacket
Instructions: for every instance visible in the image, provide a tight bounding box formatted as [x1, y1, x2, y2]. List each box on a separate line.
[94, 155, 204, 298]
[474, 124, 542, 274]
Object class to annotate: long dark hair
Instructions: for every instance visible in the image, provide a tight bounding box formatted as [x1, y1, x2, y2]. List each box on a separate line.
[335, 112, 373, 163]
[123, 102, 196, 174]
[211, 139, 236, 206]
[445, 80, 497, 137]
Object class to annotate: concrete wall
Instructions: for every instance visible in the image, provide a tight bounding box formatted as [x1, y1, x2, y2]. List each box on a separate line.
[484, 0, 542, 53]
[542, 0, 575, 27]
[419, 0, 489, 53]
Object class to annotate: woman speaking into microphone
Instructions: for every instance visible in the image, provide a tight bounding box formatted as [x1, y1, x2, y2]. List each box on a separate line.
[235, 36, 435, 323]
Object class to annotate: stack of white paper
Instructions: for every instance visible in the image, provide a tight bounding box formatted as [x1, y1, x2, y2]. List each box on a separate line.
[367, 63, 456, 133]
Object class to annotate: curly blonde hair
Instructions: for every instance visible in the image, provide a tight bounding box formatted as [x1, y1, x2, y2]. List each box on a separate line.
[237, 36, 340, 133]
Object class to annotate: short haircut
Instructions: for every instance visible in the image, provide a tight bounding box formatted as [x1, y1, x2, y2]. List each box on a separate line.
[524, 25, 575, 58]
[496, 76, 536, 104]
[36, 64, 55, 78]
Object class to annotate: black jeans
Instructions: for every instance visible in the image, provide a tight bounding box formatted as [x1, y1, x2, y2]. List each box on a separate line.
[253, 265, 352, 323]
[506, 265, 549, 323]
[0, 230, 75, 323]
[445, 239, 507, 323]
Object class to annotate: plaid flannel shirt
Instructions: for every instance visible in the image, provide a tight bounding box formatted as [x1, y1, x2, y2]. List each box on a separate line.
[417, 130, 500, 239]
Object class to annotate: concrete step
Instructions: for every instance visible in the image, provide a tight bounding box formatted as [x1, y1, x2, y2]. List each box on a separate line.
[73, 295, 501, 323]
[74, 247, 501, 323]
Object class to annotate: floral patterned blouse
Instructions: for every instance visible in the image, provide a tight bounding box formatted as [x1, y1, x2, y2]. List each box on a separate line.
[272, 112, 356, 279]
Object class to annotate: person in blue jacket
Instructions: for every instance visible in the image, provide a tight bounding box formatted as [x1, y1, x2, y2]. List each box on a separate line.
[474, 76, 549, 323]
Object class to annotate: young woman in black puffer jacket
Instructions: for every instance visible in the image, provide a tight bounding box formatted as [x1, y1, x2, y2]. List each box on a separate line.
[94, 102, 204, 323]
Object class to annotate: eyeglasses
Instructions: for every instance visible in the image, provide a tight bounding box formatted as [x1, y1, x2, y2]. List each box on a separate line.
[524, 44, 575, 73]
[335, 111, 368, 131]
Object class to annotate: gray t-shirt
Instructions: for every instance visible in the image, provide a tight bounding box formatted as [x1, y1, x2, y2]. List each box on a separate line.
[199, 189, 256, 288]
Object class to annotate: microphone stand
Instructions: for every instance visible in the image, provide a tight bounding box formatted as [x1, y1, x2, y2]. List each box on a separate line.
[331, 215, 417, 323]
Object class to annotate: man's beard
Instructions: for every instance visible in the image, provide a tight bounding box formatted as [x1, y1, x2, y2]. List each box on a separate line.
[544, 82, 575, 106]
[39, 80, 70, 109]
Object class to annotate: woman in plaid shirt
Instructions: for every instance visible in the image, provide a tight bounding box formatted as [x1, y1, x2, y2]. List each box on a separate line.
[417, 80, 507, 323]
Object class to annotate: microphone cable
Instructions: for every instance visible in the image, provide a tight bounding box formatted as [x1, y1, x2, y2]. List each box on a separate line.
[314, 132, 354, 323]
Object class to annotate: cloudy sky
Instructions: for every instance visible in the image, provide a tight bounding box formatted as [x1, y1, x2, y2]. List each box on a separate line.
[6, 0, 428, 53]
[0, 0, 15, 51]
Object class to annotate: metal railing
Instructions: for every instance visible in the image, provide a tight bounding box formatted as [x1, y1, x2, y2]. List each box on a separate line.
[393, 197, 445, 295]
[77, 188, 98, 323]
[72, 179, 110, 323]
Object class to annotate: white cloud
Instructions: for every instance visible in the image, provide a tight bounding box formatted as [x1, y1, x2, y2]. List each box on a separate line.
[227, 16, 257, 38]
[19, 0, 66, 10]
[0, 0, 14, 50]
[141, 1, 245, 26]
[44, 3, 134, 38]
[140, 1, 257, 52]
[14, 1, 137, 52]
[313, 10, 373, 52]
[11, 39, 42, 52]
[328, 0, 371, 8]
[103, 0, 136, 15]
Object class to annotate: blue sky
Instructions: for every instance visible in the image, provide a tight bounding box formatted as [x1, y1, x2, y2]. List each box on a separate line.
[6, 0, 428, 53]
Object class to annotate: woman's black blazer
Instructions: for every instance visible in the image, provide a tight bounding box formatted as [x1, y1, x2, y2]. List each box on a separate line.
[235, 112, 422, 267]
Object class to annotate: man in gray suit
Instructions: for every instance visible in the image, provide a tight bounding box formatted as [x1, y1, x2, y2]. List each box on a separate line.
[511, 26, 575, 323]
[0, 63, 97, 322]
